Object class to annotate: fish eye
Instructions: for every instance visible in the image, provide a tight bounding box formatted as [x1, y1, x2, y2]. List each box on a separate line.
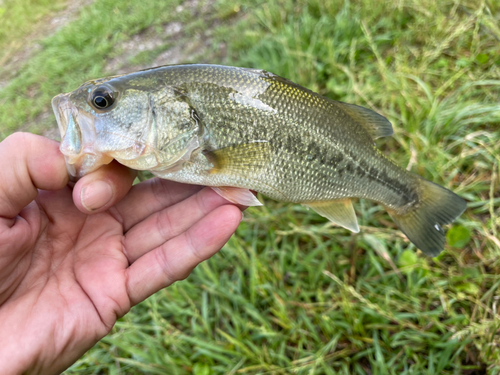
[91, 87, 115, 110]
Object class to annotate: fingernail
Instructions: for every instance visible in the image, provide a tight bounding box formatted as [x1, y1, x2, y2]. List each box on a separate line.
[81, 181, 114, 211]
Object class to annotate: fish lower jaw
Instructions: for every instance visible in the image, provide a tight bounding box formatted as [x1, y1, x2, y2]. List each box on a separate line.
[63, 153, 85, 165]
[63, 152, 114, 178]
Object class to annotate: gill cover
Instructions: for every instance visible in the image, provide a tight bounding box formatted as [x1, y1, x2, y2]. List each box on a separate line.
[53, 79, 203, 179]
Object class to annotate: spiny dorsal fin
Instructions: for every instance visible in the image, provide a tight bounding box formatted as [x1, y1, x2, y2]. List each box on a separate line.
[303, 198, 359, 233]
[204, 141, 271, 175]
[335, 102, 393, 139]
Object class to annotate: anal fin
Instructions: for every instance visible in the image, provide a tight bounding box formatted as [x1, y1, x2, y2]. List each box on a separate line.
[211, 186, 263, 206]
[304, 199, 359, 233]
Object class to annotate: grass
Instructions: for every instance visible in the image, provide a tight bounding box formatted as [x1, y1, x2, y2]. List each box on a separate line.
[0, 0, 68, 61]
[1, 0, 499, 373]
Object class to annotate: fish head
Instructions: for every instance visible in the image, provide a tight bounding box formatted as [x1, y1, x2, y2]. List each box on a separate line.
[52, 75, 200, 178]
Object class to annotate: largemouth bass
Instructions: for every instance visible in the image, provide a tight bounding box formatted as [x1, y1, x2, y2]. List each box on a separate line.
[52, 64, 466, 256]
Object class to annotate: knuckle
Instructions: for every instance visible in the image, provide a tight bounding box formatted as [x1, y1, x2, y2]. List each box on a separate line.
[185, 232, 204, 263]
[150, 178, 172, 207]
[154, 246, 177, 284]
[108, 206, 125, 226]
[5, 132, 29, 145]
[195, 189, 210, 215]
[3, 132, 32, 153]
[120, 234, 132, 264]
[156, 208, 174, 241]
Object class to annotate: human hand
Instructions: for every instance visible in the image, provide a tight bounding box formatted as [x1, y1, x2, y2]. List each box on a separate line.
[0, 133, 242, 374]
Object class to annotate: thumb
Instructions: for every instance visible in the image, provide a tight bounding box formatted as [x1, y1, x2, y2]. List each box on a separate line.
[0, 133, 68, 219]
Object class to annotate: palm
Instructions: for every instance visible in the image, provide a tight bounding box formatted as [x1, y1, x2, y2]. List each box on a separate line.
[0, 163, 241, 374]
[26, 185, 129, 329]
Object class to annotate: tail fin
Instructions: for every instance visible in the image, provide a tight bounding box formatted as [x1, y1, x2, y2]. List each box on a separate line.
[387, 179, 467, 256]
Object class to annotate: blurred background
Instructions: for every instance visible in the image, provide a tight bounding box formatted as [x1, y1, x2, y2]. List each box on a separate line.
[1, 0, 499, 373]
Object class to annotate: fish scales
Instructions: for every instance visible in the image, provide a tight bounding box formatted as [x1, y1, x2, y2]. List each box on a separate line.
[154, 65, 415, 207]
[52, 64, 467, 256]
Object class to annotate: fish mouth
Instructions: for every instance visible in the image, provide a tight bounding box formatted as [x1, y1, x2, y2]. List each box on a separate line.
[52, 93, 113, 179]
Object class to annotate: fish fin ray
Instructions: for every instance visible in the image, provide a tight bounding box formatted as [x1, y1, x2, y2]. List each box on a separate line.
[304, 199, 359, 233]
[387, 178, 466, 257]
[204, 142, 272, 175]
[211, 187, 263, 206]
[335, 102, 393, 139]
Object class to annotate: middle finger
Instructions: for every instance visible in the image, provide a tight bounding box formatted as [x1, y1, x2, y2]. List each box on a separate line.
[111, 178, 203, 231]
[122, 187, 233, 263]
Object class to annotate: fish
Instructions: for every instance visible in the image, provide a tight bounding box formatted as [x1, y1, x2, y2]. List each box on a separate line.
[52, 64, 466, 256]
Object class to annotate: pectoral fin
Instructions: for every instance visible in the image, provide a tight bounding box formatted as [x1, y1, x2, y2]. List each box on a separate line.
[204, 141, 271, 175]
[204, 142, 271, 206]
[211, 186, 263, 206]
[304, 199, 359, 233]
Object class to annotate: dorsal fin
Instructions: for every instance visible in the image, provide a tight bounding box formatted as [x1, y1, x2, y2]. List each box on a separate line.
[335, 102, 393, 139]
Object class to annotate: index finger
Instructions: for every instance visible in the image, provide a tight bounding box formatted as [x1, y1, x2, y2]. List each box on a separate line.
[0, 133, 68, 219]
